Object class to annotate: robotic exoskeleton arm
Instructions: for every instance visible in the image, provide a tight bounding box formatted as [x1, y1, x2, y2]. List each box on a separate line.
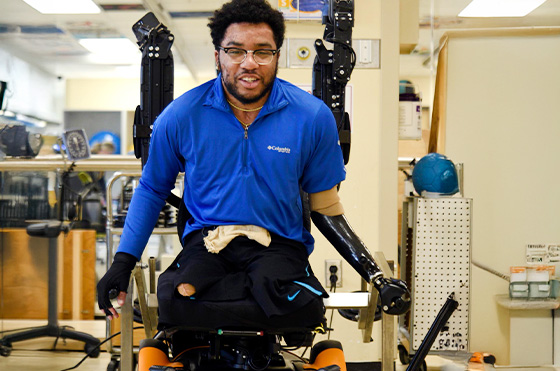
[312, 0, 356, 165]
[311, 212, 411, 316]
[132, 12, 175, 168]
[132, 12, 183, 209]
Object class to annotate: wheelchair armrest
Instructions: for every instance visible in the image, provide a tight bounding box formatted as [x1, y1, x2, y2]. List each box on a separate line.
[323, 292, 369, 309]
[323, 286, 378, 343]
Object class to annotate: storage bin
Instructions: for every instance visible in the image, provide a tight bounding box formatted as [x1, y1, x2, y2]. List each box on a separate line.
[528, 281, 550, 299]
[509, 282, 529, 299]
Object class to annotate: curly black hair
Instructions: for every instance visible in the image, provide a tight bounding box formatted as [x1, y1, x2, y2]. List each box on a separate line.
[208, 0, 286, 49]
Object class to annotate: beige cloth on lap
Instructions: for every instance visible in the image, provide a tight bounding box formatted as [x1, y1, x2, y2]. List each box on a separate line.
[203, 225, 271, 254]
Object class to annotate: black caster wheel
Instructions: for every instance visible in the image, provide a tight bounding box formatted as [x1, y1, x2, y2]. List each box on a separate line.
[0, 344, 12, 357]
[85, 343, 101, 358]
[398, 344, 410, 365]
[107, 358, 120, 371]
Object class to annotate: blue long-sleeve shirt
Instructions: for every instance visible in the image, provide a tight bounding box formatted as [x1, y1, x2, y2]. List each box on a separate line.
[117, 76, 346, 260]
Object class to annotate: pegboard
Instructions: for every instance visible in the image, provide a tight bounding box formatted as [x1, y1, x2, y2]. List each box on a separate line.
[408, 197, 472, 353]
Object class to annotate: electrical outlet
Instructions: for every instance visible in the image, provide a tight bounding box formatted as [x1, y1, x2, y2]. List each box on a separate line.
[325, 259, 342, 288]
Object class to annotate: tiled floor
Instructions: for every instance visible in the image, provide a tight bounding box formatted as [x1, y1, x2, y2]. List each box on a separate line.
[0, 350, 457, 371]
[2, 350, 559, 371]
[0, 349, 113, 371]
[0, 320, 559, 371]
[0, 319, 112, 370]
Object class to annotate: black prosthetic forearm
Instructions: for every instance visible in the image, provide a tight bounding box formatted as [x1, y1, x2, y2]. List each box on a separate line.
[311, 211, 411, 315]
[310, 212, 383, 283]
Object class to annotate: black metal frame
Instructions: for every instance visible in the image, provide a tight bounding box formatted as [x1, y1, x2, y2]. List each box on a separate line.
[132, 12, 175, 168]
[132, 12, 181, 210]
[312, 0, 356, 165]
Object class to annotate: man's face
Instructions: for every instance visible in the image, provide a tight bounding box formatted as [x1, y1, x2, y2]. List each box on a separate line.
[215, 22, 279, 105]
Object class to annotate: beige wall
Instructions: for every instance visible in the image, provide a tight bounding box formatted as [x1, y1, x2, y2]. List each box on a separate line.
[66, 77, 198, 153]
[279, 1, 400, 361]
[65, 77, 197, 111]
[443, 31, 560, 364]
[65, 0, 400, 362]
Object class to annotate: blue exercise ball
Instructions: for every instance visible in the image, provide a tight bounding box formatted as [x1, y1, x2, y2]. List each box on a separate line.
[412, 153, 459, 196]
[89, 131, 121, 154]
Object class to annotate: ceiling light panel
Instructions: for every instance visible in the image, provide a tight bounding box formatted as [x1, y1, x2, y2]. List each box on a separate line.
[79, 37, 138, 55]
[23, 0, 101, 14]
[79, 37, 140, 64]
[459, 0, 547, 17]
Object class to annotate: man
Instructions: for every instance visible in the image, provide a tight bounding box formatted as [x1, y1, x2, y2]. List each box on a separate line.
[97, 0, 386, 322]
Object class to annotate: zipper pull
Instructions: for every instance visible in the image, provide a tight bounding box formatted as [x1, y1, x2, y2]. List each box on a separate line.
[244, 126, 248, 139]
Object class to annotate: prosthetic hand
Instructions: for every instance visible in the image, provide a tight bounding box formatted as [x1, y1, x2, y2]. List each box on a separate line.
[311, 212, 411, 315]
[97, 252, 138, 319]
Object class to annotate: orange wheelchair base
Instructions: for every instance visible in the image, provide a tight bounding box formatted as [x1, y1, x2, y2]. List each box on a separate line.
[138, 336, 346, 371]
[138, 338, 185, 371]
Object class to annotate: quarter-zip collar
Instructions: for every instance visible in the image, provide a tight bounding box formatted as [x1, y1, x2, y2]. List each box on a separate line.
[203, 74, 289, 119]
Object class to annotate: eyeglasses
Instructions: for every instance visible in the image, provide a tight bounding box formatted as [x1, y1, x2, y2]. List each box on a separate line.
[217, 46, 279, 65]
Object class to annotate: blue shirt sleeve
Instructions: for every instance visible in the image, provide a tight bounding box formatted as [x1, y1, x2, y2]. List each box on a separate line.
[300, 104, 346, 194]
[116, 103, 185, 259]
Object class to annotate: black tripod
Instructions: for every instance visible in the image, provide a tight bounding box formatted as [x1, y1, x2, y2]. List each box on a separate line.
[0, 222, 101, 357]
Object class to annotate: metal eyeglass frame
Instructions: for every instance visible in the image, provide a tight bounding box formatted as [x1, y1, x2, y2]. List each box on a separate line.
[217, 46, 280, 65]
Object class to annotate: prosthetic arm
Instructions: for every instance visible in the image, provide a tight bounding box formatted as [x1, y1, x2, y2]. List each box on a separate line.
[311, 212, 410, 315]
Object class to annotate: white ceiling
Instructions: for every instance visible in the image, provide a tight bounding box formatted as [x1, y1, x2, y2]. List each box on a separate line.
[1, 0, 560, 80]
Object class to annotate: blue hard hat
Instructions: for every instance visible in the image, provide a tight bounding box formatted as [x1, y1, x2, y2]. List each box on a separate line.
[412, 153, 459, 196]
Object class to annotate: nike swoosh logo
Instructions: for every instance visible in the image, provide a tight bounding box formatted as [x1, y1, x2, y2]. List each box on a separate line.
[288, 290, 301, 301]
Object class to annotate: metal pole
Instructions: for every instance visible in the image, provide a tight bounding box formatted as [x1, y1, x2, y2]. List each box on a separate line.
[47, 237, 58, 326]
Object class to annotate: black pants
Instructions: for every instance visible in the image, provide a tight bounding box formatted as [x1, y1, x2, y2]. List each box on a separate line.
[158, 228, 328, 317]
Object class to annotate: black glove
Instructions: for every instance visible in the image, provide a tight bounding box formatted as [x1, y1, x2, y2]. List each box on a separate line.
[97, 252, 137, 317]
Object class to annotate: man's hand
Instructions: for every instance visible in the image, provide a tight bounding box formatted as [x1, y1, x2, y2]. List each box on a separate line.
[97, 252, 137, 320]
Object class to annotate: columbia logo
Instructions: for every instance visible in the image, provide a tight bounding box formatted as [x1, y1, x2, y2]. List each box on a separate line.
[267, 145, 291, 154]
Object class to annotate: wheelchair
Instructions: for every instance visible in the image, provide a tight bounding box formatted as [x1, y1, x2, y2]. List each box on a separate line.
[125, 241, 404, 371]
[117, 247, 388, 371]
[104, 170, 409, 371]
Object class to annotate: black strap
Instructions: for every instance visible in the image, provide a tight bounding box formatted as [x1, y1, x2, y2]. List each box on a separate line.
[175, 195, 192, 247]
[165, 193, 181, 209]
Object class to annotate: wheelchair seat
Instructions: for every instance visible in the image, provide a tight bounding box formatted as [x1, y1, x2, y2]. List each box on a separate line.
[157, 294, 326, 332]
[139, 295, 345, 371]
